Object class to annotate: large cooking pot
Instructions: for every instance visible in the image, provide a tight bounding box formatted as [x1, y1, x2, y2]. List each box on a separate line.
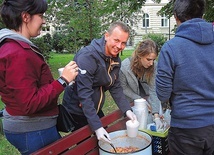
[98, 130, 152, 155]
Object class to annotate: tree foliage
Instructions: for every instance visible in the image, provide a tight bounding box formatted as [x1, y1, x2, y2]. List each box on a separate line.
[0, 0, 5, 29]
[31, 33, 52, 61]
[98, 0, 159, 35]
[1, 0, 213, 56]
[203, 0, 214, 22]
[52, 32, 67, 53]
[45, 0, 162, 51]
[46, 0, 102, 53]
[157, 0, 214, 22]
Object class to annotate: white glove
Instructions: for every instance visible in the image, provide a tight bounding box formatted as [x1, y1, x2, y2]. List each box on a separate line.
[126, 110, 137, 121]
[95, 127, 111, 144]
[154, 117, 164, 130]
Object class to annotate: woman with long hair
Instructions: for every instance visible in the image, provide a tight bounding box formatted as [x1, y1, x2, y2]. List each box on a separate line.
[120, 39, 163, 130]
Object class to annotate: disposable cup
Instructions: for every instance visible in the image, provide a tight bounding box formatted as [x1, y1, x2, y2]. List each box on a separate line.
[126, 120, 139, 138]
[58, 67, 64, 76]
[58, 67, 74, 86]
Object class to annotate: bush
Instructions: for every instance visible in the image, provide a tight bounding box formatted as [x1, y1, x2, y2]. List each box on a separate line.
[142, 33, 167, 52]
[31, 33, 52, 61]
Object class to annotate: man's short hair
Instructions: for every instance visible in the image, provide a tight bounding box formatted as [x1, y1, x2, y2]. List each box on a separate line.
[173, 0, 205, 23]
[107, 21, 130, 35]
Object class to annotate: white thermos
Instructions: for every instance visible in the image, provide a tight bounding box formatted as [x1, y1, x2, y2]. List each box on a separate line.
[132, 98, 148, 130]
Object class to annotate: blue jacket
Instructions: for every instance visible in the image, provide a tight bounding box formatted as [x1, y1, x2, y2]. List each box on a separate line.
[63, 36, 131, 131]
[156, 18, 214, 128]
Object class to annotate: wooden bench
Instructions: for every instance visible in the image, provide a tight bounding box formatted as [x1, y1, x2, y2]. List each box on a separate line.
[32, 109, 128, 155]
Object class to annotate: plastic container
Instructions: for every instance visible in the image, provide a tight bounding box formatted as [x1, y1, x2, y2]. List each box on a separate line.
[133, 99, 148, 130]
[163, 109, 171, 125]
[140, 128, 169, 155]
[134, 98, 147, 108]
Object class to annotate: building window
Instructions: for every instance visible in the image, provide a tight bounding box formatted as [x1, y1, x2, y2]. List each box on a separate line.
[42, 26, 50, 32]
[143, 13, 149, 28]
[55, 27, 61, 31]
[161, 14, 168, 27]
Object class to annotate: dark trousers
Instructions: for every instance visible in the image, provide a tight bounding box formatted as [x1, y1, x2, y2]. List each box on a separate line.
[168, 125, 214, 155]
[70, 110, 104, 131]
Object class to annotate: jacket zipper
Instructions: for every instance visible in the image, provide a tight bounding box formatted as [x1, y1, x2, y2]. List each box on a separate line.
[107, 59, 113, 86]
[96, 86, 103, 113]
[97, 58, 119, 113]
[30, 47, 45, 60]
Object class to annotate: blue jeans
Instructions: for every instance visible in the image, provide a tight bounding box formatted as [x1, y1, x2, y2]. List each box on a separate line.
[4, 126, 61, 155]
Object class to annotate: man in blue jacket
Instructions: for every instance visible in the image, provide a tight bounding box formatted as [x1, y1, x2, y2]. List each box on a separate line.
[156, 0, 214, 154]
[62, 21, 137, 144]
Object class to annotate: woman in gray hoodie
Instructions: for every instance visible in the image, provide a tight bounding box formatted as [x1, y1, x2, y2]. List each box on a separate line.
[0, 0, 78, 154]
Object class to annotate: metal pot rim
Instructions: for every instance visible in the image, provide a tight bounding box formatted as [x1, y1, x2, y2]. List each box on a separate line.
[98, 130, 152, 154]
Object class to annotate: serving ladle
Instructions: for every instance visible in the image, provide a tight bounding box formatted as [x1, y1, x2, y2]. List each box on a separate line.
[104, 135, 117, 153]
[110, 143, 117, 153]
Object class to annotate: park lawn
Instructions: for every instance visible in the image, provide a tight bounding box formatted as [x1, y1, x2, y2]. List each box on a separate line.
[0, 49, 133, 155]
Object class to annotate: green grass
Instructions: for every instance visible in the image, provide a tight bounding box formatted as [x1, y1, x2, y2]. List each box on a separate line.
[0, 49, 133, 155]
[48, 53, 74, 78]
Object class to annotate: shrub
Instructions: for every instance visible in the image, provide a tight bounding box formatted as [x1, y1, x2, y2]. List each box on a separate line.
[31, 33, 52, 61]
[142, 33, 167, 52]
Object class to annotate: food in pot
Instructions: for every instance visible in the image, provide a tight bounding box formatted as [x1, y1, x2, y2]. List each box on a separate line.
[110, 146, 139, 153]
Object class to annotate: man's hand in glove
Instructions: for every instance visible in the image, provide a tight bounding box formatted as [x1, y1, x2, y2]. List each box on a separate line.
[95, 127, 111, 143]
[154, 117, 164, 130]
[126, 110, 137, 121]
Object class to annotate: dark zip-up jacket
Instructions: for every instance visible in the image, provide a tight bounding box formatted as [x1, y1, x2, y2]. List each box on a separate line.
[63, 36, 131, 131]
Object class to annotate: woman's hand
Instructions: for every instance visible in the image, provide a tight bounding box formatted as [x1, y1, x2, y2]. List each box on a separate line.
[61, 61, 78, 83]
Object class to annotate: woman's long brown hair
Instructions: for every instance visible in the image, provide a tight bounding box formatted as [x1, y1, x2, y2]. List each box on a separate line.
[130, 39, 159, 83]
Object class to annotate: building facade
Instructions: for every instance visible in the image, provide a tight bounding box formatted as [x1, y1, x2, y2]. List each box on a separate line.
[131, 0, 176, 46]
